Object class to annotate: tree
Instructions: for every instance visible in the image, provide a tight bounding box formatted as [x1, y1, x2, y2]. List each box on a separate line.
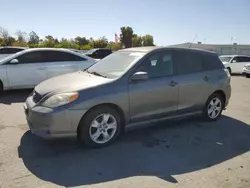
[132, 34, 142, 47]
[142, 34, 154, 46]
[16, 30, 27, 43]
[90, 37, 108, 48]
[0, 27, 9, 39]
[74, 36, 89, 46]
[120, 26, 133, 48]
[5, 37, 16, 46]
[28, 31, 39, 44]
[107, 42, 122, 51]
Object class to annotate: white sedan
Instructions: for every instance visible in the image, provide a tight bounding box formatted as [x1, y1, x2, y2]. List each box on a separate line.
[0, 48, 96, 91]
[219, 55, 250, 74]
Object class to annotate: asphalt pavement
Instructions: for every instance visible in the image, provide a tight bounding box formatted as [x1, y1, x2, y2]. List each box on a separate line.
[0, 76, 250, 188]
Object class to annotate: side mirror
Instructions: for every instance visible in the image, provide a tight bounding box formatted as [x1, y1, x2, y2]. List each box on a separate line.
[232, 60, 236, 63]
[9, 59, 19, 64]
[131, 71, 148, 82]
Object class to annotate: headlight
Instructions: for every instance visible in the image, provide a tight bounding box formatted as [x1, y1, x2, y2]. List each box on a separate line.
[41, 92, 79, 108]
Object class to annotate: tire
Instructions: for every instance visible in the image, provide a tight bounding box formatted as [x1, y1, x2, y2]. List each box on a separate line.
[78, 106, 122, 148]
[246, 74, 250, 78]
[203, 93, 224, 121]
[227, 67, 232, 75]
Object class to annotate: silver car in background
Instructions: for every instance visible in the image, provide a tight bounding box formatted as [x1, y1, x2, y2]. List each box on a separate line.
[24, 47, 231, 148]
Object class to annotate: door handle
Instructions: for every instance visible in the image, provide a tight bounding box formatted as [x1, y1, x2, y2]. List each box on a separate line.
[203, 76, 210, 81]
[168, 81, 178, 87]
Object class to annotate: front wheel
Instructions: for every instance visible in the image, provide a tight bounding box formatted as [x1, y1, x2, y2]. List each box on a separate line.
[203, 93, 224, 121]
[78, 106, 122, 148]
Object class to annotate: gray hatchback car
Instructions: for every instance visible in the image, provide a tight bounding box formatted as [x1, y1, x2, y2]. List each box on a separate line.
[24, 47, 231, 148]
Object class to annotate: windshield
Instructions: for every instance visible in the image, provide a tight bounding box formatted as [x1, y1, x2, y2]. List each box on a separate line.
[219, 56, 233, 62]
[85, 49, 97, 55]
[87, 51, 146, 78]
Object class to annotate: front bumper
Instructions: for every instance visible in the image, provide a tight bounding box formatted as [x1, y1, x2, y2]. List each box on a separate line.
[242, 67, 250, 75]
[24, 95, 87, 139]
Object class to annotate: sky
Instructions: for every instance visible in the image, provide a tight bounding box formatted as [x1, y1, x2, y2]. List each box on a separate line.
[0, 0, 250, 45]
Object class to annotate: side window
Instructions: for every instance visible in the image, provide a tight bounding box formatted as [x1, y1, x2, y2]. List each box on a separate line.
[202, 54, 224, 70]
[9, 48, 24, 53]
[0, 48, 12, 54]
[138, 51, 174, 79]
[0, 48, 4, 54]
[16, 51, 47, 63]
[244, 57, 250, 62]
[46, 51, 86, 62]
[232, 56, 243, 63]
[175, 51, 203, 74]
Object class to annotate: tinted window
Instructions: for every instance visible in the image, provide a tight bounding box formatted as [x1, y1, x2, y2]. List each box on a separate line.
[7, 48, 24, 54]
[16, 51, 85, 63]
[175, 51, 203, 74]
[202, 54, 224, 70]
[138, 51, 174, 78]
[16, 51, 48, 63]
[232, 56, 248, 63]
[47, 51, 86, 62]
[240, 56, 250, 62]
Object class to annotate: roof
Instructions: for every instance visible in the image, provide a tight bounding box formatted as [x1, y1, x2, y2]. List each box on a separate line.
[119, 46, 217, 55]
[22, 48, 77, 53]
[220, 55, 250, 57]
[0, 46, 28, 49]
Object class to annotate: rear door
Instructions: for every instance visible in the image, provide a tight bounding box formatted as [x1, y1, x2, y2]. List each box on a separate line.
[44, 51, 94, 79]
[6, 51, 48, 88]
[174, 50, 212, 114]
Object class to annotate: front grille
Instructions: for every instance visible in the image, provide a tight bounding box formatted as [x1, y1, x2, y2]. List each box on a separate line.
[33, 91, 42, 103]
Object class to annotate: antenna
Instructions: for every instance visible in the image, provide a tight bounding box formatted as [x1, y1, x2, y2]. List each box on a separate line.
[189, 34, 198, 48]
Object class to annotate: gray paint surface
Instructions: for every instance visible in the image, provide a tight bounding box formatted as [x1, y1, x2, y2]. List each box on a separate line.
[25, 46, 231, 138]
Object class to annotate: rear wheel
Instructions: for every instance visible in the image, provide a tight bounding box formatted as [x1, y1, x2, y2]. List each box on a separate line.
[203, 93, 224, 121]
[78, 106, 122, 148]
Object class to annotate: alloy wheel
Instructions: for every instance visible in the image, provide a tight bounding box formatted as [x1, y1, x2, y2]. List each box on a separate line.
[89, 113, 117, 144]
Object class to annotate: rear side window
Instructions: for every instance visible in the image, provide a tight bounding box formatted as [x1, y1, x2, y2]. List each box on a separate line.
[17, 51, 48, 63]
[47, 51, 86, 62]
[202, 54, 224, 70]
[175, 51, 203, 74]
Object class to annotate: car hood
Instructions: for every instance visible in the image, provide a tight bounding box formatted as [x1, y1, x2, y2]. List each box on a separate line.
[35, 71, 111, 96]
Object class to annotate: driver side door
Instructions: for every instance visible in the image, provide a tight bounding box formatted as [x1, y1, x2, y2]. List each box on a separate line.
[128, 50, 178, 123]
[6, 51, 48, 89]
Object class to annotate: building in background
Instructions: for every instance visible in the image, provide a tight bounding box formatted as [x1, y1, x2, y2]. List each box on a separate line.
[171, 42, 250, 56]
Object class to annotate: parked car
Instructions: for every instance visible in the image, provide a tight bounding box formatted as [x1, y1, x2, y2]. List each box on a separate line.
[85, 48, 112, 60]
[24, 47, 231, 148]
[0, 48, 96, 91]
[219, 55, 250, 74]
[0, 46, 27, 59]
[242, 63, 250, 77]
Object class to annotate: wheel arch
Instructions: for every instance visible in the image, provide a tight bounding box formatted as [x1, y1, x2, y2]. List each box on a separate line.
[211, 90, 226, 105]
[77, 103, 126, 136]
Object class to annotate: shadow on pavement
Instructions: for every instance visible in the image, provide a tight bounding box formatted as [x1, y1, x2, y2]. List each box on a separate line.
[18, 115, 250, 187]
[0, 89, 32, 104]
